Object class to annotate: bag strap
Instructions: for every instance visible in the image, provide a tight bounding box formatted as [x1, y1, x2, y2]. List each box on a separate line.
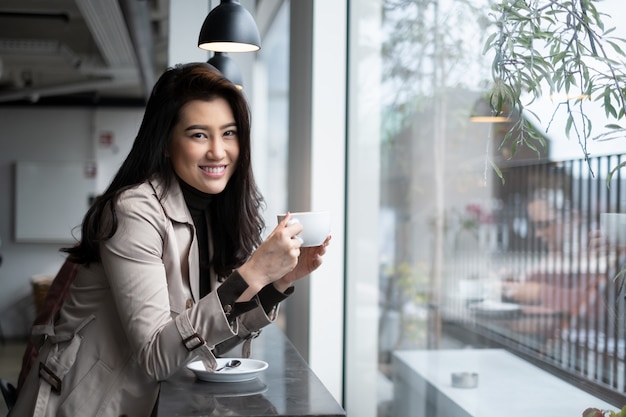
[17, 259, 79, 393]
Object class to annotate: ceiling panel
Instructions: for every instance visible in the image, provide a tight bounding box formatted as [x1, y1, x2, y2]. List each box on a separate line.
[0, 0, 170, 105]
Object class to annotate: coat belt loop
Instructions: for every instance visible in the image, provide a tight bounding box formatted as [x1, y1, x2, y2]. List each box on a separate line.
[36, 315, 96, 396]
[242, 330, 261, 358]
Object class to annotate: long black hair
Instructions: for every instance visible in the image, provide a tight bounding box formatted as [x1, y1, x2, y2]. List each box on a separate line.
[63, 63, 265, 277]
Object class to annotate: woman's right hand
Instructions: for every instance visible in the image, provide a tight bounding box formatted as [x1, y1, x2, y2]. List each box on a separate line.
[237, 213, 304, 295]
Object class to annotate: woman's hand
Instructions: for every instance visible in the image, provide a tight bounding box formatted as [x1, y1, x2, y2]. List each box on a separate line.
[237, 213, 304, 295]
[273, 235, 331, 293]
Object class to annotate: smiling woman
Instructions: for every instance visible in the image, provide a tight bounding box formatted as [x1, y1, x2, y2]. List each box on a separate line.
[10, 62, 331, 417]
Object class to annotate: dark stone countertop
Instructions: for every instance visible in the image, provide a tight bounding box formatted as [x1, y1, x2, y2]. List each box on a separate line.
[157, 324, 346, 417]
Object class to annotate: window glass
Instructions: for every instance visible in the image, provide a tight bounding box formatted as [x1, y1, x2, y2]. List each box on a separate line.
[346, 0, 626, 415]
[254, 2, 290, 228]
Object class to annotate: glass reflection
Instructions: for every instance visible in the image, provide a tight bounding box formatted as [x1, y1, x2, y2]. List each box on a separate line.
[368, 0, 626, 415]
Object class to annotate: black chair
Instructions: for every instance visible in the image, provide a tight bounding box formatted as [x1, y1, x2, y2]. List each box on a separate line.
[0, 378, 17, 412]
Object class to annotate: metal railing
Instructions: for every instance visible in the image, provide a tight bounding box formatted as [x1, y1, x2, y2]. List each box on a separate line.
[443, 154, 626, 405]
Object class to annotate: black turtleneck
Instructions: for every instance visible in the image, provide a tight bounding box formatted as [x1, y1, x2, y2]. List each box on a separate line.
[179, 178, 213, 297]
[177, 177, 293, 321]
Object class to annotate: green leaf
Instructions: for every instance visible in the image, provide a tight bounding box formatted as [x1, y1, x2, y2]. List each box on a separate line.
[490, 159, 505, 184]
[604, 92, 618, 118]
[607, 161, 626, 187]
[565, 115, 574, 137]
[607, 40, 626, 56]
[483, 32, 498, 55]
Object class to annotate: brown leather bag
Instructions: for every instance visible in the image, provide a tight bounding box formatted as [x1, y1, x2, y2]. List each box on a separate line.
[17, 259, 79, 392]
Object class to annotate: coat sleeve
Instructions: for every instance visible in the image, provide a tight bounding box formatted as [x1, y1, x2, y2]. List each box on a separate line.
[100, 187, 235, 380]
[210, 272, 292, 356]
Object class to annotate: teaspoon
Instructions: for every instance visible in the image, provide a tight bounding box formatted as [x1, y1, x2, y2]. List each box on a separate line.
[215, 359, 242, 372]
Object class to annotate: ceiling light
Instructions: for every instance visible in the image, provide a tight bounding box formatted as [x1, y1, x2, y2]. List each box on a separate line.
[198, 0, 261, 53]
[469, 97, 512, 123]
[208, 52, 243, 90]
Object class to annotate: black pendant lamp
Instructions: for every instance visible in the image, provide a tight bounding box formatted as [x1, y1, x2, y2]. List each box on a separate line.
[198, 0, 261, 53]
[208, 52, 243, 90]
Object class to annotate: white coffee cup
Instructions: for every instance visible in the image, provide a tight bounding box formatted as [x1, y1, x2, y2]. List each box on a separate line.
[277, 211, 331, 247]
[600, 212, 626, 246]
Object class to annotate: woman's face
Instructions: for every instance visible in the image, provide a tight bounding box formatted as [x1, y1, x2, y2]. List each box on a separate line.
[169, 98, 240, 194]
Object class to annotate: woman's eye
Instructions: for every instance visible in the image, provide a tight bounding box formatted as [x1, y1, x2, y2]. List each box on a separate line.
[191, 132, 208, 140]
[224, 129, 238, 137]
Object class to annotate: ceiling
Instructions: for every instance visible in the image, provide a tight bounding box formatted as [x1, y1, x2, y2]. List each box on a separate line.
[0, 0, 170, 105]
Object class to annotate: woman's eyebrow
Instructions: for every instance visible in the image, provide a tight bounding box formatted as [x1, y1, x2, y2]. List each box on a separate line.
[221, 121, 237, 129]
[184, 122, 237, 132]
[184, 124, 208, 132]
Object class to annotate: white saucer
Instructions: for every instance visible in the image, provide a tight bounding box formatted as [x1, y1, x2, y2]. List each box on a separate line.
[187, 358, 269, 383]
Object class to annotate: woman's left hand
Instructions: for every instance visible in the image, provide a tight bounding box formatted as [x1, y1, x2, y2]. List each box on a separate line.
[273, 235, 331, 292]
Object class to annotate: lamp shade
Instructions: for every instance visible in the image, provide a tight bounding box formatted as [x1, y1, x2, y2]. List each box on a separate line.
[198, 0, 261, 53]
[208, 52, 243, 90]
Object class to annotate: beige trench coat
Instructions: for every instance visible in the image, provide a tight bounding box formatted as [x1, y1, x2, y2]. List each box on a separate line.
[11, 177, 276, 417]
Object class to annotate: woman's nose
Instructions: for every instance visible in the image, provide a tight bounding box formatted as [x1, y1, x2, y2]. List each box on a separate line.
[207, 139, 225, 158]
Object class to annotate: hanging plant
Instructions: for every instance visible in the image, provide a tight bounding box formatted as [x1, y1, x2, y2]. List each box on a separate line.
[483, 0, 626, 172]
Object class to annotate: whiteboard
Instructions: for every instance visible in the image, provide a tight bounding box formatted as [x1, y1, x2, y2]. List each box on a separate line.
[15, 161, 96, 243]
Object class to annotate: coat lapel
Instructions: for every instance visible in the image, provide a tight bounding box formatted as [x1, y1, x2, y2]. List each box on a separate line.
[149, 177, 201, 301]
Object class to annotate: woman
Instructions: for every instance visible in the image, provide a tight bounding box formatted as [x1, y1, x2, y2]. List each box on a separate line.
[11, 62, 330, 417]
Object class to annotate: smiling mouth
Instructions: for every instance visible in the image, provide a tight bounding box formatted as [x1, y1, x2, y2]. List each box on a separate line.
[200, 165, 226, 174]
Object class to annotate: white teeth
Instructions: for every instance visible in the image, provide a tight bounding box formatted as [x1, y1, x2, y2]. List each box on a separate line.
[201, 166, 225, 174]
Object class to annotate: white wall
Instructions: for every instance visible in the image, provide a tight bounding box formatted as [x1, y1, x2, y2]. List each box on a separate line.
[0, 106, 142, 338]
[344, 1, 383, 415]
[308, 0, 347, 402]
[284, 0, 347, 403]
